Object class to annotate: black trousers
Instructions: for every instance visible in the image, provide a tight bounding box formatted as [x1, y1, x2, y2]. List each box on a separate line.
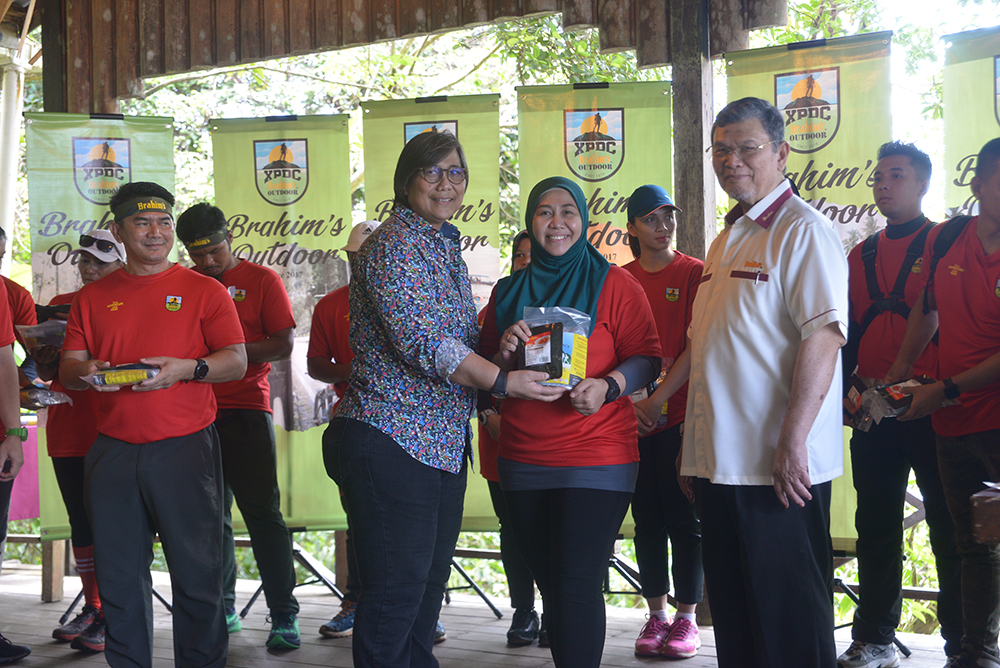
[85, 427, 227, 668]
[487, 480, 535, 610]
[695, 478, 837, 668]
[631, 424, 703, 603]
[52, 456, 93, 547]
[503, 486, 632, 668]
[216, 408, 298, 615]
[850, 416, 962, 654]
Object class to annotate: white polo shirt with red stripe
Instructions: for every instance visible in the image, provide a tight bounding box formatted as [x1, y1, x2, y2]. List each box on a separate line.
[680, 179, 849, 486]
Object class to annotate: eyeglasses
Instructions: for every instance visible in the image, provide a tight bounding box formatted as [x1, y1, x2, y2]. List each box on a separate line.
[707, 140, 781, 161]
[80, 234, 120, 257]
[419, 166, 468, 185]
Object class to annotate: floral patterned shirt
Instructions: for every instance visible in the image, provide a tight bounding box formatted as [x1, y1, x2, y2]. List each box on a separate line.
[334, 206, 478, 473]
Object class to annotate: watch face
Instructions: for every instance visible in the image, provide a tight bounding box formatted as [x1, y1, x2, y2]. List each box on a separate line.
[194, 359, 209, 380]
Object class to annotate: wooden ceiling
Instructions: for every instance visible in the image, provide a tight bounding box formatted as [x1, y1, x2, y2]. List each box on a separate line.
[24, 0, 785, 113]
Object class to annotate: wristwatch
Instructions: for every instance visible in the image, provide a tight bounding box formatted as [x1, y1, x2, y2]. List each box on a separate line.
[193, 358, 209, 381]
[5, 427, 28, 442]
[478, 408, 498, 426]
[490, 370, 508, 399]
[603, 376, 622, 404]
[942, 377, 961, 401]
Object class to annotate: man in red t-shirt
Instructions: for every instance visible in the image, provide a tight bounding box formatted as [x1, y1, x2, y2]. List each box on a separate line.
[838, 142, 961, 668]
[176, 203, 300, 650]
[306, 220, 377, 639]
[890, 138, 1000, 668]
[60, 182, 247, 668]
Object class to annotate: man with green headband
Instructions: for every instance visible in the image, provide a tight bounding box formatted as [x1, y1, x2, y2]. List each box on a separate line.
[176, 203, 300, 650]
[60, 181, 247, 668]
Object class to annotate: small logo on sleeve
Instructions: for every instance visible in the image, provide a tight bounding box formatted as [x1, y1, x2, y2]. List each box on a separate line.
[106, 300, 123, 312]
[995, 278, 1000, 298]
[233, 289, 246, 302]
[165, 295, 183, 312]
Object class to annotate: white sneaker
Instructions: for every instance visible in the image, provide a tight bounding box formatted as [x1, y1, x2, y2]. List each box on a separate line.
[837, 640, 901, 668]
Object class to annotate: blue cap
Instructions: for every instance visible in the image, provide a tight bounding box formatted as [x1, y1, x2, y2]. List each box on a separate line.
[626, 184, 681, 220]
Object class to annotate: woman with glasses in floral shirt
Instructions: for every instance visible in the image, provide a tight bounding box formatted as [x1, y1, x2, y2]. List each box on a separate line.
[322, 131, 562, 668]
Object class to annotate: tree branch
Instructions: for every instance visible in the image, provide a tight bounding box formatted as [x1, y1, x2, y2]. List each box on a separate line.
[433, 43, 503, 95]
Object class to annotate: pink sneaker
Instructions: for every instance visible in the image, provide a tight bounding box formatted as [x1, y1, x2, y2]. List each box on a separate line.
[662, 618, 701, 659]
[634, 616, 672, 657]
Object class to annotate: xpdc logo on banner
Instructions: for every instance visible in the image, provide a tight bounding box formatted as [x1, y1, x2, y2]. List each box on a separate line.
[404, 121, 459, 143]
[564, 110, 624, 182]
[73, 138, 131, 205]
[775, 68, 841, 154]
[255, 140, 308, 206]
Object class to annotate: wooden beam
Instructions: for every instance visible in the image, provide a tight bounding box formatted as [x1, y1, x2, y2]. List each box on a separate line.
[635, 0, 669, 68]
[670, 0, 716, 260]
[41, 538, 65, 602]
[597, 0, 633, 53]
[39, 0, 66, 111]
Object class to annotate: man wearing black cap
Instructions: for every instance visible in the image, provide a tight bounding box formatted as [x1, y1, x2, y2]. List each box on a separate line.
[60, 181, 247, 668]
[175, 203, 300, 650]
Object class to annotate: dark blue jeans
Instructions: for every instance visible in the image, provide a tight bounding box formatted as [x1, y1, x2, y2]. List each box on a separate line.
[631, 424, 704, 603]
[849, 416, 962, 654]
[323, 418, 466, 668]
[937, 428, 1000, 661]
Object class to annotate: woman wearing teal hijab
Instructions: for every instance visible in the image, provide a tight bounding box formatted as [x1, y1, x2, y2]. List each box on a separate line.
[479, 177, 663, 668]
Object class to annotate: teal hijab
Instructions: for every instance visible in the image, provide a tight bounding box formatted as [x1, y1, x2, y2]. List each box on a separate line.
[494, 176, 610, 336]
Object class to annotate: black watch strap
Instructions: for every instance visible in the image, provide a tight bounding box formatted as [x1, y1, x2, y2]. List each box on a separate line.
[193, 358, 209, 381]
[491, 370, 508, 399]
[603, 376, 621, 404]
[942, 377, 961, 401]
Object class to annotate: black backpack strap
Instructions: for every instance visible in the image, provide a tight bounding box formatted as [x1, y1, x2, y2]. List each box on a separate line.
[858, 231, 883, 335]
[885, 221, 934, 321]
[924, 215, 973, 314]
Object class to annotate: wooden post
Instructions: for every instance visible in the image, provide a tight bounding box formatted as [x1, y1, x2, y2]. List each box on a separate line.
[41, 538, 65, 602]
[670, 0, 716, 260]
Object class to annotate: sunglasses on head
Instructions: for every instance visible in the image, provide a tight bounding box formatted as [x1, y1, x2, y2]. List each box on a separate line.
[79, 234, 119, 257]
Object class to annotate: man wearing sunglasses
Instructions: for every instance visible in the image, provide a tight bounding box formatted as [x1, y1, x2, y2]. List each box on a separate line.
[59, 181, 247, 668]
[175, 203, 300, 651]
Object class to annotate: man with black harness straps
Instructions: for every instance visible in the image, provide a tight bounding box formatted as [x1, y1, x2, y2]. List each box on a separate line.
[838, 142, 962, 668]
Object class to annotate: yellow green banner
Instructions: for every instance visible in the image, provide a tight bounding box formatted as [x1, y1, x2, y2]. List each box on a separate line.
[25, 113, 174, 305]
[516, 82, 672, 266]
[212, 115, 351, 529]
[727, 32, 892, 252]
[362, 95, 501, 311]
[944, 25, 1000, 216]
[26, 113, 174, 540]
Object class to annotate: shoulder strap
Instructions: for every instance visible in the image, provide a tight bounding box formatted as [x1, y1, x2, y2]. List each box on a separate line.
[924, 215, 973, 314]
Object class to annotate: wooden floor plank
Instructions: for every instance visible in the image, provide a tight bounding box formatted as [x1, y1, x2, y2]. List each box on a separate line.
[0, 561, 948, 667]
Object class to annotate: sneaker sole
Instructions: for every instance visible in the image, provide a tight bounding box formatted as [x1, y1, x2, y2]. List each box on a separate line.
[266, 636, 301, 650]
[319, 626, 353, 638]
[635, 646, 664, 657]
[662, 638, 702, 659]
[52, 632, 79, 642]
[70, 640, 105, 653]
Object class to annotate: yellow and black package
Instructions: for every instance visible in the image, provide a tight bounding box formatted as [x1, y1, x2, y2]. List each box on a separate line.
[521, 306, 590, 389]
[518, 323, 563, 379]
[82, 363, 160, 387]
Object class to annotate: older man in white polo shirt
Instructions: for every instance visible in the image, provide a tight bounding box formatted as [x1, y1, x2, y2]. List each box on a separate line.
[681, 97, 848, 668]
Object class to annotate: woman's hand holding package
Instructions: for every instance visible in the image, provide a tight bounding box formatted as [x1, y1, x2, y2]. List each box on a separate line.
[494, 320, 532, 371]
[506, 369, 565, 402]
